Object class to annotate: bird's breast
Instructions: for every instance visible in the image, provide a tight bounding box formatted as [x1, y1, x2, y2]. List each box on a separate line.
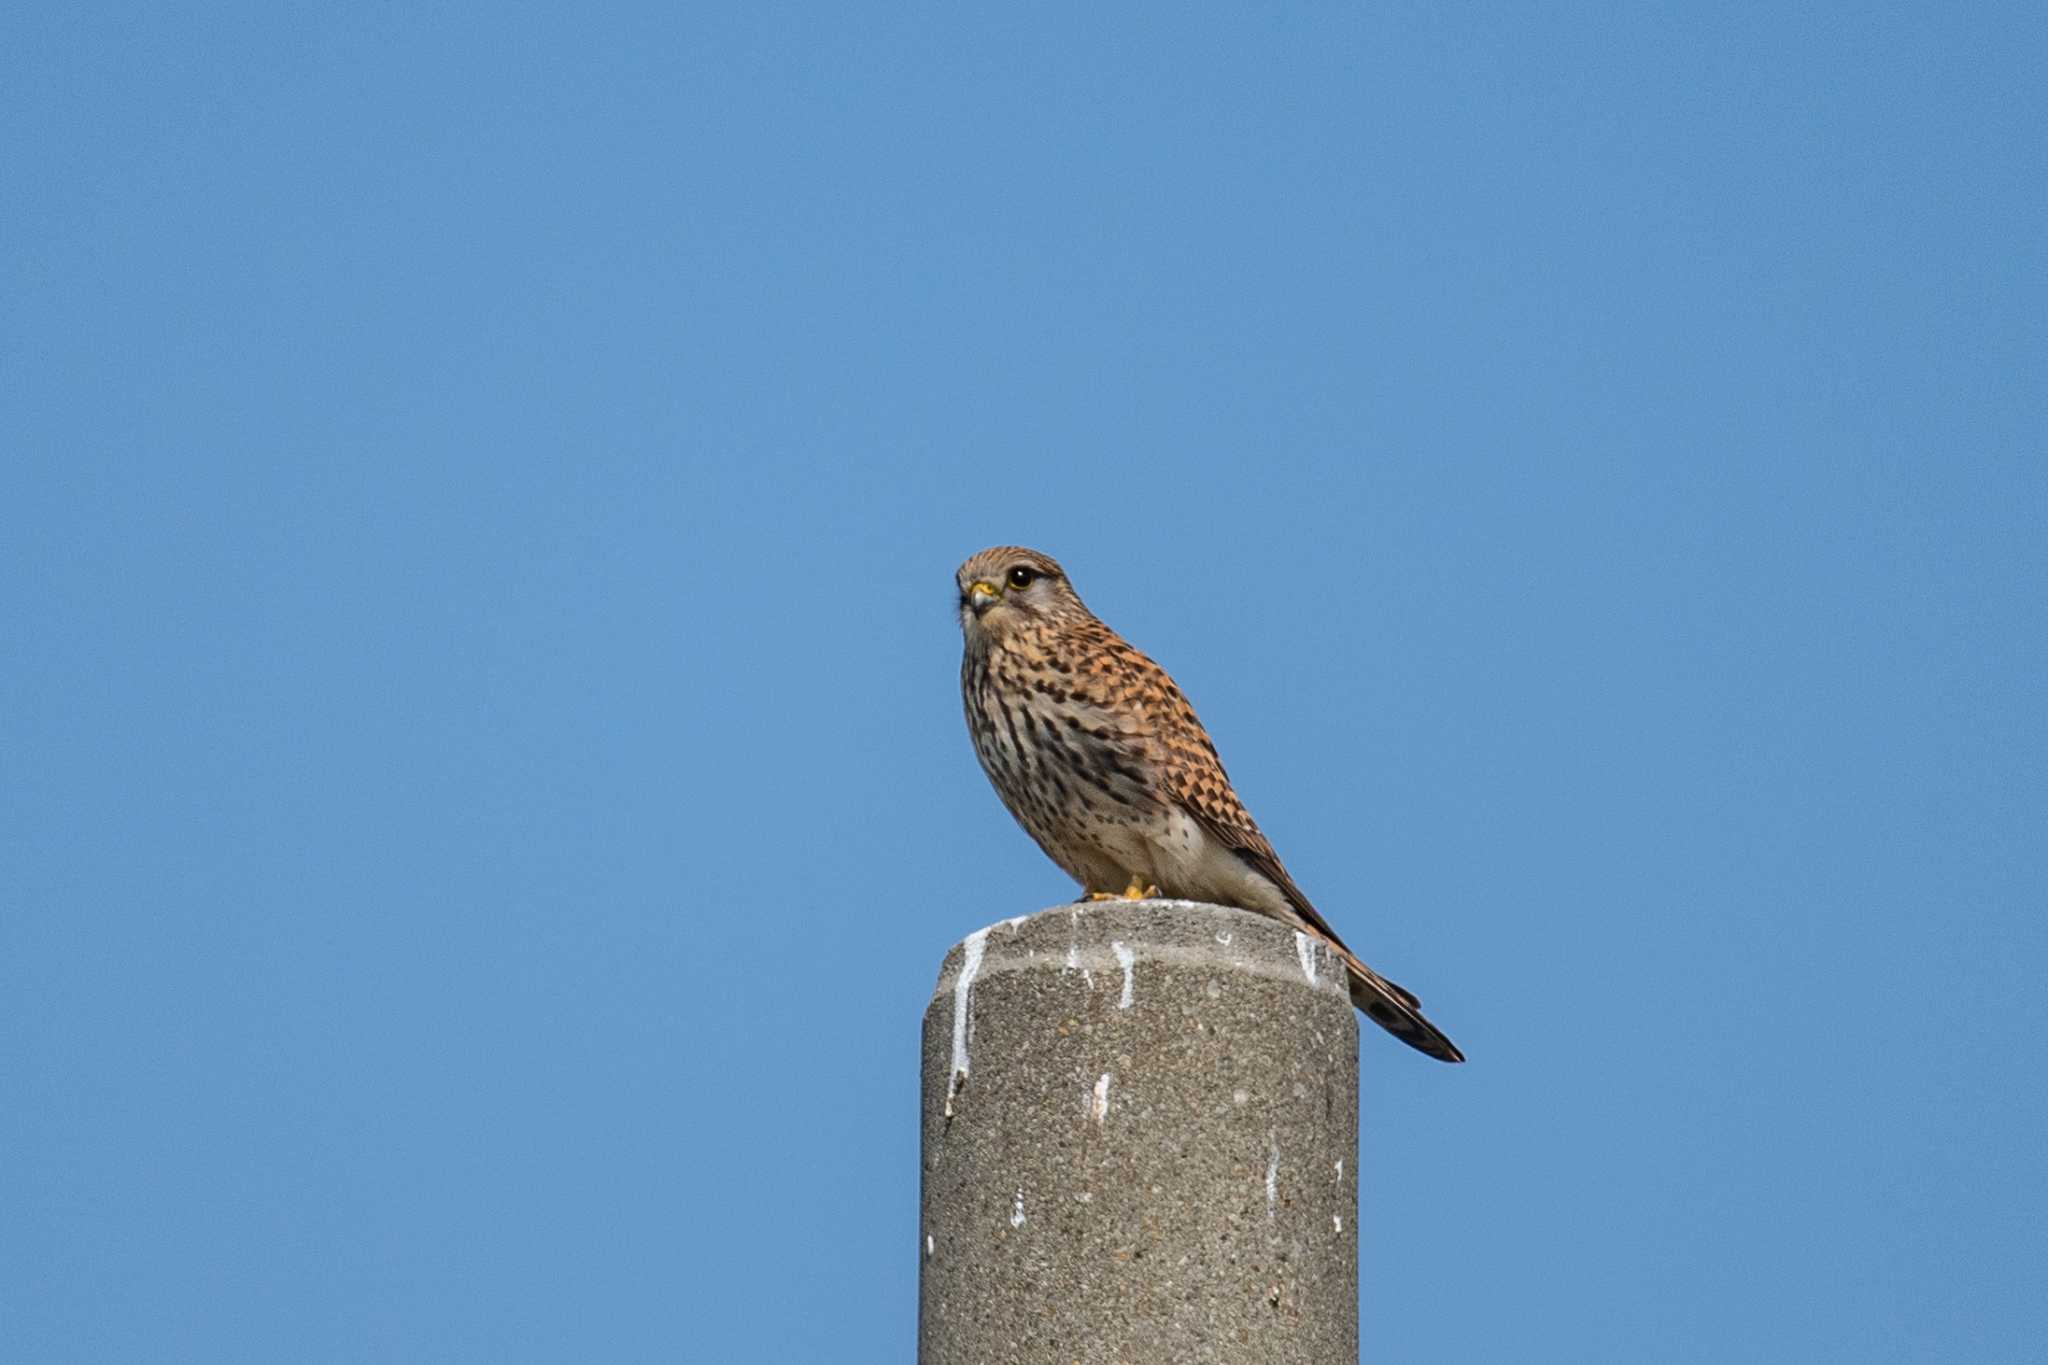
[962, 644, 1163, 847]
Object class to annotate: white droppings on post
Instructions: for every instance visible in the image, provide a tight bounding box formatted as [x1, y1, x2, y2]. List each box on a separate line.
[944, 927, 991, 1116]
[1333, 1215, 1343, 1233]
[1293, 931, 1319, 985]
[1090, 1072, 1112, 1123]
[1011, 1189, 1026, 1228]
[1266, 1133, 1280, 1218]
[925, 1234, 934, 1258]
[1215, 930, 1232, 945]
[1335, 1158, 1344, 1178]
[1112, 940, 1135, 1008]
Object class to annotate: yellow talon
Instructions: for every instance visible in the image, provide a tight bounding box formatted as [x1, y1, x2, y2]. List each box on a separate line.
[1120, 875, 1159, 901]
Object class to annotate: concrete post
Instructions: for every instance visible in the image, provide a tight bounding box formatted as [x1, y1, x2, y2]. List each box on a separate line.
[919, 900, 1359, 1364]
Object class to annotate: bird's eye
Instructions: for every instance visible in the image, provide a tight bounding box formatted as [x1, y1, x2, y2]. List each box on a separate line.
[1007, 566, 1038, 589]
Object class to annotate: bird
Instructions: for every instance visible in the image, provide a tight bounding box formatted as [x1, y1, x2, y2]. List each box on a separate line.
[956, 545, 1463, 1063]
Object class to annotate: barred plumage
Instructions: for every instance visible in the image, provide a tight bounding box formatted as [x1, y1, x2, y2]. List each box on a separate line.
[956, 545, 1463, 1063]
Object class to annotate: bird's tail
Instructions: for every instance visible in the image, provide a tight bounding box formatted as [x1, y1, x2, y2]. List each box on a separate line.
[1338, 950, 1465, 1063]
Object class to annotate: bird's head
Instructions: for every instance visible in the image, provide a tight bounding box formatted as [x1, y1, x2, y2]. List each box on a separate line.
[956, 546, 1087, 642]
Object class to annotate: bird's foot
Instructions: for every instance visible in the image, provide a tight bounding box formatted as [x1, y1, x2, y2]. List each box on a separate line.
[1085, 876, 1159, 902]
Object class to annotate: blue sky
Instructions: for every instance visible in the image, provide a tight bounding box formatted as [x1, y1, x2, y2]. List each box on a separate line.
[4, 4, 2042, 1361]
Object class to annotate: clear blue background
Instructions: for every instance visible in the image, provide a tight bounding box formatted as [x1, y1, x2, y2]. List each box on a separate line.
[5, 5, 2042, 1361]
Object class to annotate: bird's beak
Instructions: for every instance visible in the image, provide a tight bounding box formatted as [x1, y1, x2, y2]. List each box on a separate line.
[967, 580, 1001, 613]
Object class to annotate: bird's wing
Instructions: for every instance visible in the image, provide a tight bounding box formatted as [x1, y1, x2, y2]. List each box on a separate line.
[1122, 638, 1462, 1061]
[1134, 653, 1362, 957]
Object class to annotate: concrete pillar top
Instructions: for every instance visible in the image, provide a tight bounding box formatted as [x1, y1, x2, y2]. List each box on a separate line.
[920, 899, 1360, 1364]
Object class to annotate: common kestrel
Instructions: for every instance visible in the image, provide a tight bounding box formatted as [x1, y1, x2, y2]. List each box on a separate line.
[956, 545, 1463, 1063]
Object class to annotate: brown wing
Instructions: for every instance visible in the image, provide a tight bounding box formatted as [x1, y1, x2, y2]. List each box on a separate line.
[1092, 630, 1464, 1062]
[1131, 649, 1363, 956]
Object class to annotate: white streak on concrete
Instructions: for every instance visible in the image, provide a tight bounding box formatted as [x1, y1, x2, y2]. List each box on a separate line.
[1091, 1072, 1112, 1123]
[1333, 1215, 1343, 1233]
[1335, 1158, 1344, 1178]
[1010, 1189, 1026, 1228]
[1112, 940, 1136, 1008]
[925, 1234, 934, 1258]
[1214, 929, 1232, 945]
[1265, 1133, 1280, 1218]
[1293, 931, 1319, 984]
[944, 927, 990, 1115]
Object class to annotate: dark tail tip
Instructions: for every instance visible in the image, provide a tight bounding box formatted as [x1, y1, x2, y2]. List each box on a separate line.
[1358, 986, 1466, 1064]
